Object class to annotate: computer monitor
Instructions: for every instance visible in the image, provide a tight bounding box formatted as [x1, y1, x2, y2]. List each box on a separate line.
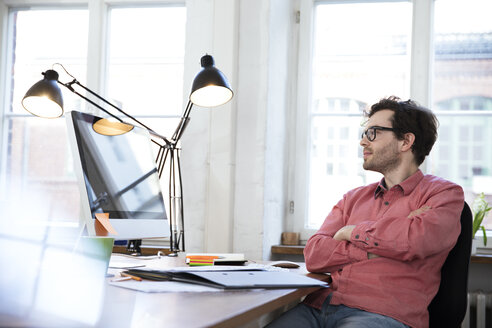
[66, 110, 170, 240]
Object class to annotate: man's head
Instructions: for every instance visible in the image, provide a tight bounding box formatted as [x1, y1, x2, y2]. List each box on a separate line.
[360, 96, 438, 172]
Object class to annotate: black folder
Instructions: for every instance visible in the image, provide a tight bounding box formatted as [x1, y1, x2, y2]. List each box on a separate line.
[124, 268, 329, 289]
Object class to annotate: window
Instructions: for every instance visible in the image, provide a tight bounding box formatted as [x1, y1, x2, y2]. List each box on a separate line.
[430, 0, 492, 230]
[294, 0, 412, 236]
[0, 2, 187, 234]
[1, 7, 89, 226]
[293, 0, 492, 239]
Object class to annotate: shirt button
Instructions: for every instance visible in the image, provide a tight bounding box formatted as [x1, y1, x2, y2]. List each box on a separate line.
[355, 234, 359, 239]
[374, 242, 379, 246]
[365, 237, 369, 241]
[384, 201, 389, 206]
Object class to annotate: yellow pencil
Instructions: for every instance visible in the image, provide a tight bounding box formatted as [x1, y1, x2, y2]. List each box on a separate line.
[120, 272, 142, 281]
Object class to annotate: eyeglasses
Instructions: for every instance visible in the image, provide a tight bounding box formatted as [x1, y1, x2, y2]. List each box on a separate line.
[361, 126, 396, 142]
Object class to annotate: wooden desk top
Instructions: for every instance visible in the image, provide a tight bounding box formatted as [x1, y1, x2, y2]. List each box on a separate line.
[98, 255, 329, 328]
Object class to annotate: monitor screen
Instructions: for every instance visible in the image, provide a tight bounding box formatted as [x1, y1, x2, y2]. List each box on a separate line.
[66, 111, 169, 240]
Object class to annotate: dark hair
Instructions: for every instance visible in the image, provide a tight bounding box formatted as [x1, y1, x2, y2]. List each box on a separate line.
[365, 96, 438, 166]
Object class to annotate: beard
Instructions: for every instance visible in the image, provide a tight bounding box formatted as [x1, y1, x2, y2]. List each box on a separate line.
[363, 141, 401, 174]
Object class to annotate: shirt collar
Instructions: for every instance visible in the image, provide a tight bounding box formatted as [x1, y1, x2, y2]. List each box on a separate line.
[374, 180, 387, 198]
[374, 170, 424, 198]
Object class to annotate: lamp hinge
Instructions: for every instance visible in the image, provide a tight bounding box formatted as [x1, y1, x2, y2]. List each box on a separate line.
[295, 10, 300, 24]
[289, 201, 295, 214]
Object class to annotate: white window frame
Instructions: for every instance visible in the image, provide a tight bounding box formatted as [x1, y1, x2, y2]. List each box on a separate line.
[0, 1, 190, 249]
[290, 0, 434, 242]
[0, 0, 187, 187]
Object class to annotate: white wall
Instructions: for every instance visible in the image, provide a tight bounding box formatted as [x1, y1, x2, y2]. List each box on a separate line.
[262, 0, 296, 259]
[181, 0, 238, 254]
[182, 0, 296, 260]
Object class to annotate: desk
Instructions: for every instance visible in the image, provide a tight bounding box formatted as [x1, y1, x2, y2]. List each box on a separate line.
[98, 255, 328, 328]
[0, 250, 327, 328]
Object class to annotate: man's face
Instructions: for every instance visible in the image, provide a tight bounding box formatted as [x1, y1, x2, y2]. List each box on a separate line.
[360, 109, 401, 174]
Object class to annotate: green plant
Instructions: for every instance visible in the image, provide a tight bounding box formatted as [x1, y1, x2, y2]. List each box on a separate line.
[472, 192, 491, 246]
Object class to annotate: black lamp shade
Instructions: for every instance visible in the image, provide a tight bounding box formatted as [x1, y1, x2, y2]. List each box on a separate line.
[22, 70, 64, 118]
[189, 54, 233, 107]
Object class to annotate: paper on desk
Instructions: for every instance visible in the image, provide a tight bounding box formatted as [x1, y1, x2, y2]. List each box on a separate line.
[108, 261, 146, 269]
[109, 279, 222, 293]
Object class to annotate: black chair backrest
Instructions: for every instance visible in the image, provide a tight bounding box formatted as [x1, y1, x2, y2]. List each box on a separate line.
[428, 202, 473, 328]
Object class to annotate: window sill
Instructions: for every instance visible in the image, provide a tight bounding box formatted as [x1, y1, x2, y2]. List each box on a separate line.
[271, 245, 492, 264]
[471, 254, 492, 264]
[271, 245, 304, 255]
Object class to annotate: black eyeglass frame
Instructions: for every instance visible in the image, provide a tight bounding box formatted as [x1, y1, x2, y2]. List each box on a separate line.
[361, 126, 397, 142]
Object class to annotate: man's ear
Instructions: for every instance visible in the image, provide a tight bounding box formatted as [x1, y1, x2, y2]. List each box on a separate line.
[401, 133, 415, 152]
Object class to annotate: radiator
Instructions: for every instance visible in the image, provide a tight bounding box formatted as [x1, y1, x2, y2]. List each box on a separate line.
[462, 291, 492, 328]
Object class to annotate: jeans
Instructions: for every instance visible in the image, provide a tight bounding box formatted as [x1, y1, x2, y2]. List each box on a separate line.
[265, 295, 409, 328]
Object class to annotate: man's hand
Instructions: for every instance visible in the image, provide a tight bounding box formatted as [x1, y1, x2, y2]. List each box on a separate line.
[333, 225, 356, 241]
[407, 205, 432, 218]
[334, 225, 381, 259]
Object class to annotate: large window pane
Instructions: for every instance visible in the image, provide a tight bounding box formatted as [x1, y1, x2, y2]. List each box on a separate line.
[431, 0, 492, 229]
[4, 117, 80, 215]
[10, 9, 88, 115]
[307, 1, 412, 228]
[312, 2, 411, 107]
[3, 9, 88, 223]
[107, 6, 186, 117]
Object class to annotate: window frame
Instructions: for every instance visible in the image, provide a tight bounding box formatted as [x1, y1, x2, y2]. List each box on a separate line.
[0, 0, 187, 179]
[290, 0, 434, 241]
[292, 0, 492, 243]
[0, 0, 187, 236]
[0, 0, 187, 112]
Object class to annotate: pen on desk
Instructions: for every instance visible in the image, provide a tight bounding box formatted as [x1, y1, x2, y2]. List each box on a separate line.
[120, 272, 142, 281]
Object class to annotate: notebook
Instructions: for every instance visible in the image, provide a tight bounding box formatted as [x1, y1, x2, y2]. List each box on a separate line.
[185, 253, 248, 266]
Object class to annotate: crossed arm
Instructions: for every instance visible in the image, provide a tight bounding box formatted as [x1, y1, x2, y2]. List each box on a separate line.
[333, 205, 432, 259]
[304, 185, 463, 274]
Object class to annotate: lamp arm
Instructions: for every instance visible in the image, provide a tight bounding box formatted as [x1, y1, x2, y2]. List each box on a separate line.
[171, 100, 193, 143]
[59, 79, 123, 123]
[61, 79, 171, 146]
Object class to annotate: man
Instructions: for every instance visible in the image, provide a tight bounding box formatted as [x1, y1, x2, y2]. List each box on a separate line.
[267, 96, 464, 328]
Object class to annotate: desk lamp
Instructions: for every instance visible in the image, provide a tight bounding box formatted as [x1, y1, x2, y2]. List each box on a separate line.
[22, 54, 233, 254]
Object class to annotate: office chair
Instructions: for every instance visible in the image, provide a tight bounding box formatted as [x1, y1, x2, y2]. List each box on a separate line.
[428, 202, 473, 328]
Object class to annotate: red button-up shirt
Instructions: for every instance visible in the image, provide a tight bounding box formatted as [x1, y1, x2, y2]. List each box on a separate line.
[303, 170, 464, 328]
